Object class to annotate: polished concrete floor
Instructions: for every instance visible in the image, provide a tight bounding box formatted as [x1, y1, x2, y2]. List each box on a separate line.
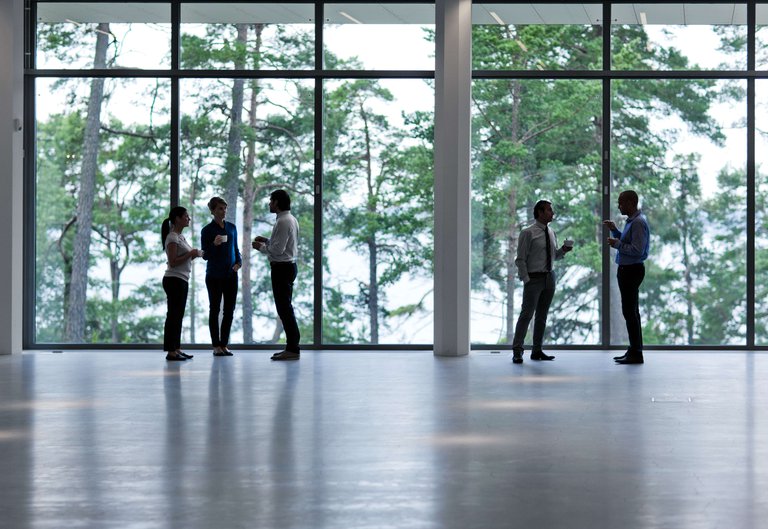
[1, 350, 767, 529]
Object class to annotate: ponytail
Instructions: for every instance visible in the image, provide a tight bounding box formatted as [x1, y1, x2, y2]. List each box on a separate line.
[161, 218, 171, 249]
[162, 206, 188, 249]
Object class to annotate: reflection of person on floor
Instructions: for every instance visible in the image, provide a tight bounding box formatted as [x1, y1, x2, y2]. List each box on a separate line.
[252, 190, 300, 361]
[201, 196, 241, 357]
[161, 206, 201, 361]
[511, 200, 572, 365]
[604, 190, 650, 365]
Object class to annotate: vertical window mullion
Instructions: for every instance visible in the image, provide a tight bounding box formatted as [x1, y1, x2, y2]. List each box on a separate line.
[747, 0, 756, 347]
[601, 2, 612, 349]
[314, 1, 324, 346]
[170, 0, 180, 207]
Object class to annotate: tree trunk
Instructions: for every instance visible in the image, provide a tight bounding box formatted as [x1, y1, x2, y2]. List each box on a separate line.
[361, 104, 378, 343]
[241, 24, 263, 344]
[504, 79, 522, 344]
[682, 217, 694, 343]
[223, 24, 248, 224]
[188, 159, 201, 344]
[110, 254, 119, 343]
[66, 23, 109, 342]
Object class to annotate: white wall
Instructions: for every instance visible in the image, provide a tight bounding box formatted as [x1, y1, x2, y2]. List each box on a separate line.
[0, 0, 25, 354]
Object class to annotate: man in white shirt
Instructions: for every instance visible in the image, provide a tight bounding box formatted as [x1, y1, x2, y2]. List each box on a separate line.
[252, 189, 300, 361]
[511, 200, 572, 364]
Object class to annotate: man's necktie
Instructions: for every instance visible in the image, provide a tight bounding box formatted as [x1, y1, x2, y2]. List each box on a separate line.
[544, 226, 552, 272]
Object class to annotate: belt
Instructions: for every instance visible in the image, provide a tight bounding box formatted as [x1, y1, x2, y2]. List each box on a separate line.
[528, 271, 551, 278]
[618, 263, 644, 268]
[270, 261, 296, 266]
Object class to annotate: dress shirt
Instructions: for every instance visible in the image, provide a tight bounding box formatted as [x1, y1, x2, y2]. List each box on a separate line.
[259, 210, 299, 263]
[610, 210, 650, 265]
[515, 220, 565, 284]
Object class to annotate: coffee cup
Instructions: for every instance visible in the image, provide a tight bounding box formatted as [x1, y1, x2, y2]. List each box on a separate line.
[220, 235, 228, 243]
[564, 239, 574, 248]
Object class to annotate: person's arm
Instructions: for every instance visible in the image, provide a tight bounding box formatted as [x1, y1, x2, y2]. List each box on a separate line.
[554, 231, 566, 260]
[614, 220, 647, 257]
[200, 225, 213, 261]
[232, 224, 242, 270]
[514, 229, 532, 284]
[166, 238, 198, 267]
[259, 218, 289, 257]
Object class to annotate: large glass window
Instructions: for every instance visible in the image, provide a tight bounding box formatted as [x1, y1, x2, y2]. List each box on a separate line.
[323, 79, 434, 344]
[181, 3, 315, 70]
[36, 2, 171, 69]
[35, 77, 170, 343]
[470, 79, 602, 345]
[472, 3, 603, 70]
[611, 79, 747, 345]
[323, 3, 435, 70]
[611, 3, 747, 71]
[180, 78, 315, 346]
[25, 1, 768, 349]
[756, 80, 768, 344]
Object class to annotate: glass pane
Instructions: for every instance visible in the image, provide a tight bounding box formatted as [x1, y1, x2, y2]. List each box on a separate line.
[757, 3, 768, 69]
[180, 78, 315, 346]
[470, 79, 602, 346]
[324, 3, 434, 70]
[35, 77, 171, 343]
[756, 80, 768, 344]
[181, 3, 315, 70]
[611, 3, 747, 71]
[611, 79, 746, 346]
[323, 79, 434, 344]
[36, 2, 171, 69]
[472, 3, 602, 70]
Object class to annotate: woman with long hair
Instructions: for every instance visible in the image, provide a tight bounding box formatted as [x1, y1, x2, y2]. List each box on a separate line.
[161, 206, 202, 361]
[201, 196, 242, 356]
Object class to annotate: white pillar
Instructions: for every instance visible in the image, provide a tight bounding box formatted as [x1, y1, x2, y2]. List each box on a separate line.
[0, 0, 24, 354]
[433, 0, 472, 356]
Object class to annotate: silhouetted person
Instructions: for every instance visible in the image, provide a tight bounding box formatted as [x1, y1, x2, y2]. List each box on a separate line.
[511, 200, 573, 364]
[604, 190, 650, 365]
[201, 196, 242, 357]
[161, 206, 201, 361]
[252, 190, 300, 361]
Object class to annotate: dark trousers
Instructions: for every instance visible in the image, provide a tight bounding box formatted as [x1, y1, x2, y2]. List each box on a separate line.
[271, 262, 300, 353]
[512, 272, 556, 353]
[617, 263, 645, 353]
[206, 273, 238, 347]
[163, 277, 188, 352]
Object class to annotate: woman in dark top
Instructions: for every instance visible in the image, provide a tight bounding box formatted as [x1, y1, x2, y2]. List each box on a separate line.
[201, 196, 242, 356]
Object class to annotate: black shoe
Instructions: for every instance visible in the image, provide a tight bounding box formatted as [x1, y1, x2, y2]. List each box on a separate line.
[165, 353, 187, 361]
[615, 355, 644, 365]
[179, 351, 194, 359]
[530, 351, 555, 361]
[271, 350, 300, 361]
[223, 348, 234, 356]
[512, 351, 523, 364]
[614, 348, 639, 360]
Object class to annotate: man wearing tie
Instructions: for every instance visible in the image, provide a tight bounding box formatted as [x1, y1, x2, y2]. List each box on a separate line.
[604, 190, 650, 365]
[511, 200, 572, 364]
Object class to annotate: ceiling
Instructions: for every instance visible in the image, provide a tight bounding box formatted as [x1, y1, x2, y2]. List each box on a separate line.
[36, 2, 759, 25]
